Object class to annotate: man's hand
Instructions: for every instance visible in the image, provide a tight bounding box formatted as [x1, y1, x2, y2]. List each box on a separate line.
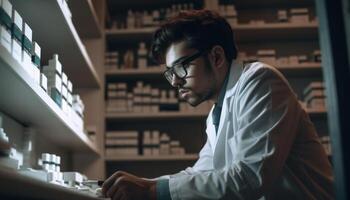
[102, 171, 157, 200]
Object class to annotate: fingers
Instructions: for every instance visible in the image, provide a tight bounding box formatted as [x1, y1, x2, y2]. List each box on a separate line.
[106, 176, 127, 198]
[102, 171, 127, 196]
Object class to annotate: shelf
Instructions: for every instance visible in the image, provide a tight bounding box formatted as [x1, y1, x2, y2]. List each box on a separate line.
[12, 0, 101, 88]
[105, 154, 198, 161]
[106, 111, 208, 120]
[0, 167, 100, 200]
[68, 0, 102, 38]
[105, 67, 163, 77]
[234, 22, 319, 42]
[105, 27, 156, 43]
[306, 107, 327, 116]
[276, 62, 322, 76]
[105, 63, 322, 77]
[106, 108, 325, 121]
[0, 45, 99, 155]
[105, 22, 318, 43]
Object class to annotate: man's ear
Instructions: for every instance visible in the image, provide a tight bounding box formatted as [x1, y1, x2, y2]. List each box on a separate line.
[210, 45, 226, 69]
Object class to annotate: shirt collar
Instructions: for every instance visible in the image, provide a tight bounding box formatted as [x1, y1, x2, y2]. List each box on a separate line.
[216, 67, 229, 108]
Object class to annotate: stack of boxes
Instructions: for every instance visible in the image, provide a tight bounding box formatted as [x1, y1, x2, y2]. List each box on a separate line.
[137, 42, 148, 69]
[42, 54, 84, 131]
[219, 4, 237, 26]
[10, 8, 22, 64]
[105, 51, 119, 70]
[257, 49, 276, 66]
[109, 4, 194, 30]
[303, 82, 326, 110]
[41, 153, 64, 185]
[146, 131, 185, 156]
[143, 130, 160, 156]
[277, 10, 288, 22]
[105, 41, 153, 71]
[106, 81, 213, 114]
[43, 54, 63, 107]
[0, 0, 12, 53]
[105, 131, 139, 157]
[106, 83, 128, 113]
[105, 130, 187, 157]
[72, 94, 84, 131]
[290, 8, 309, 24]
[238, 49, 321, 67]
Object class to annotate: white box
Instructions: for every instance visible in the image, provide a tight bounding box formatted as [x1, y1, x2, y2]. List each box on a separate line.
[1, 0, 12, 18]
[32, 65, 40, 84]
[47, 74, 62, 93]
[61, 72, 68, 86]
[11, 38, 21, 62]
[47, 54, 62, 75]
[23, 23, 32, 43]
[290, 8, 309, 24]
[62, 98, 69, 114]
[67, 92, 73, 105]
[32, 42, 41, 59]
[12, 10, 22, 31]
[21, 49, 32, 72]
[40, 73, 48, 91]
[63, 172, 83, 184]
[61, 85, 68, 99]
[67, 80, 73, 92]
[0, 26, 11, 52]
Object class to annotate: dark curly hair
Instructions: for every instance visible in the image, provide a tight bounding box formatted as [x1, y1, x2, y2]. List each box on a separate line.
[150, 9, 238, 64]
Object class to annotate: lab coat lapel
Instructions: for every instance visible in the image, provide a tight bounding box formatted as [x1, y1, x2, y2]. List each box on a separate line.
[206, 107, 217, 154]
[213, 60, 244, 157]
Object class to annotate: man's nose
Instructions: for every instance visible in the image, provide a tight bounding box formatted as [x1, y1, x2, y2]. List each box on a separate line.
[171, 73, 183, 87]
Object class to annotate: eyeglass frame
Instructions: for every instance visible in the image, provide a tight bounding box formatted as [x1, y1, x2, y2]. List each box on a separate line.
[163, 50, 207, 84]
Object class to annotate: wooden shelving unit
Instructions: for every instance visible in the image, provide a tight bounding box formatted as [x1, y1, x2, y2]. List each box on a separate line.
[0, 167, 100, 200]
[105, 22, 318, 43]
[0, 45, 99, 154]
[105, 154, 198, 161]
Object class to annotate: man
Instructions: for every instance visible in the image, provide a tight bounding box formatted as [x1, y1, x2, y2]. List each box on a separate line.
[102, 10, 334, 200]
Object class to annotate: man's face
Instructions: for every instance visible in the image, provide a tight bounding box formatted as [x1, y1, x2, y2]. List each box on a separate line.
[165, 41, 216, 106]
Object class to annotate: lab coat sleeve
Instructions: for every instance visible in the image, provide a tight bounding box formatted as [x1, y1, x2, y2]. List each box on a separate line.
[168, 66, 302, 200]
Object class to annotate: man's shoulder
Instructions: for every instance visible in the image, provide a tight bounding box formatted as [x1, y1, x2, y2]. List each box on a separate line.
[240, 61, 285, 83]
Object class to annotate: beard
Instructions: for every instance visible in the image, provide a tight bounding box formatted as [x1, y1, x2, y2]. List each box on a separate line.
[181, 85, 215, 107]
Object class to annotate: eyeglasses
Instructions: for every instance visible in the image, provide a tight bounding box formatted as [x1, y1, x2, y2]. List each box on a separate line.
[163, 51, 205, 84]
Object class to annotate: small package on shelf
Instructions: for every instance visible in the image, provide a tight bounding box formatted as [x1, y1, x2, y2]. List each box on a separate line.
[137, 42, 148, 69]
[126, 10, 136, 29]
[21, 23, 33, 76]
[313, 50, 321, 62]
[277, 10, 288, 22]
[105, 51, 119, 70]
[43, 54, 63, 107]
[159, 133, 170, 155]
[257, 49, 276, 66]
[0, 0, 12, 52]
[290, 8, 309, 24]
[11, 10, 22, 63]
[143, 130, 152, 156]
[30, 42, 41, 84]
[303, 82, 326, 110]
[225, 5, 238, 26]
[105, 131, 139, 157]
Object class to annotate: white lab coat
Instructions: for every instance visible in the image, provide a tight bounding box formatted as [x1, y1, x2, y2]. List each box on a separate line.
[160, 61, 334, 200]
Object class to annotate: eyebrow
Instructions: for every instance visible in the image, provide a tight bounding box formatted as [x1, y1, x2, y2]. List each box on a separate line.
[168, 55, 191, 68]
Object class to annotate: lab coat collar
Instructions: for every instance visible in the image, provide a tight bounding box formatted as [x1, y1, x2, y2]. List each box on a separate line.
[224, 59, 244, 98]
[206, 59, 244, 153]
